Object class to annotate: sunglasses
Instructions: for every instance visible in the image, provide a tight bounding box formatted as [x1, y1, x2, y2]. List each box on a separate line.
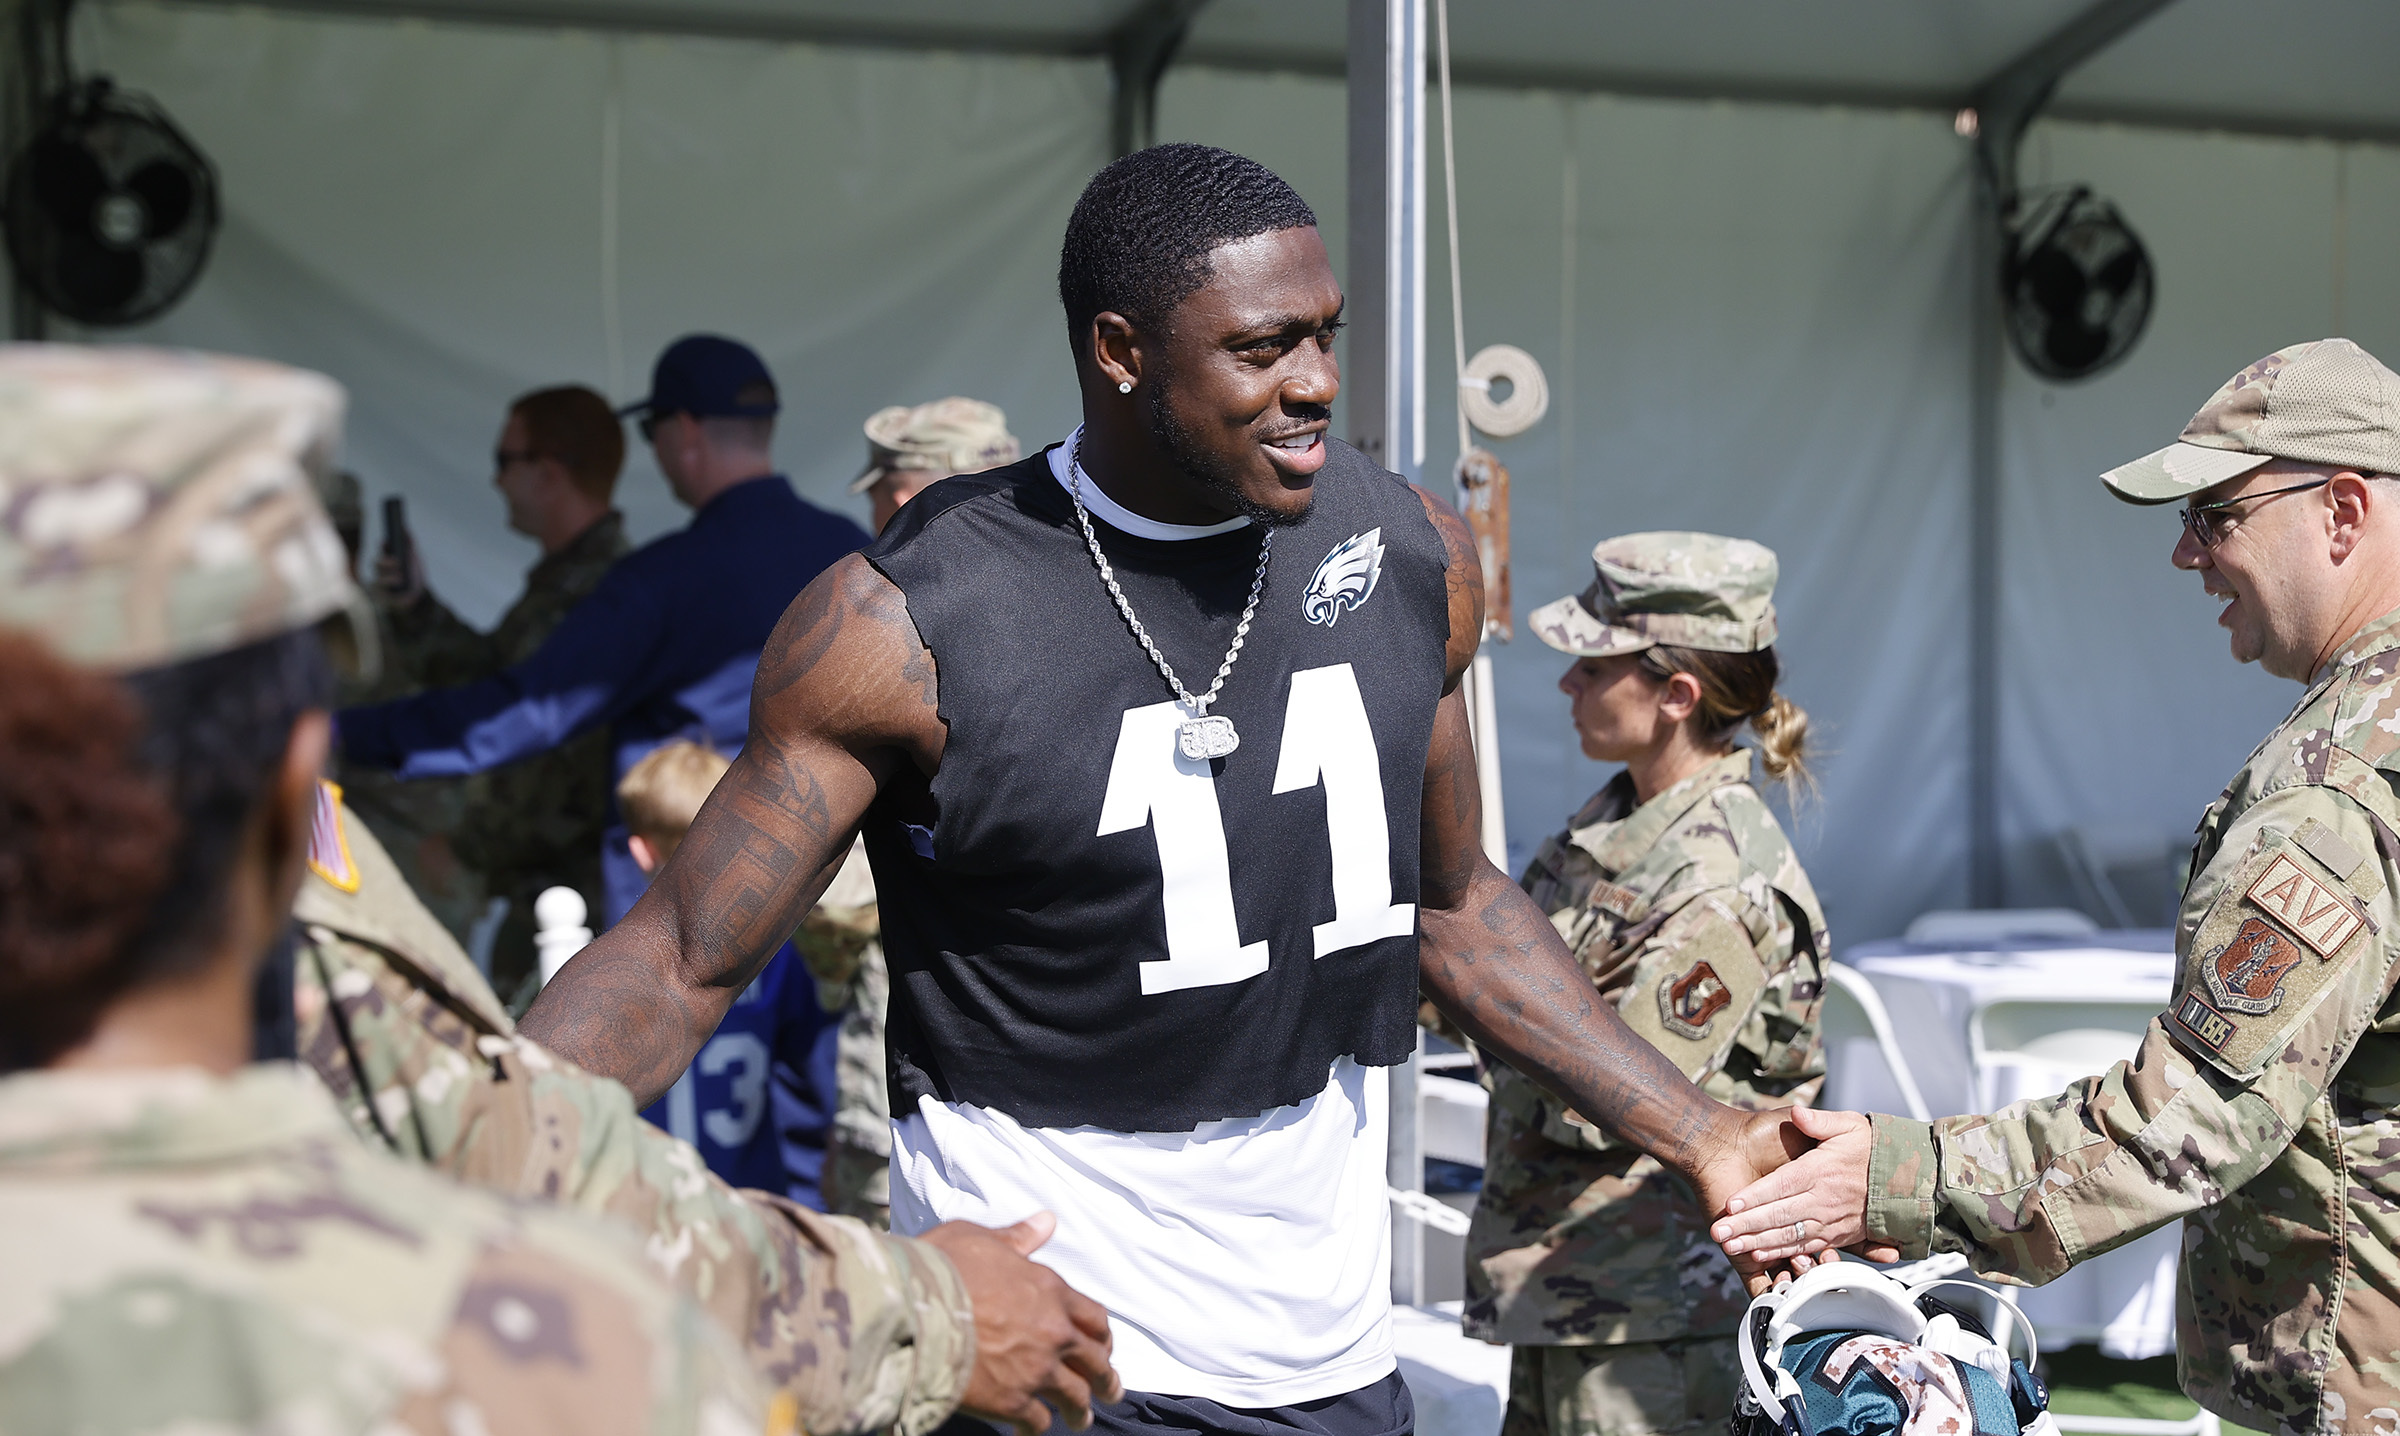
[2179, 478, 2331, 550]
[637, 410, 685, 443]
[493, 447, 542, 473]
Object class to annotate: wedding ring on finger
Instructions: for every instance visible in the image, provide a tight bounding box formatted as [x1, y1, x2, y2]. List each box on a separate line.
[1789, 1219, 1812, 1247]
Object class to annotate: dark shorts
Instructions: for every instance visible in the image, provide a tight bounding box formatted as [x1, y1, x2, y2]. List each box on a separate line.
[983, 1372, 1415, 1436]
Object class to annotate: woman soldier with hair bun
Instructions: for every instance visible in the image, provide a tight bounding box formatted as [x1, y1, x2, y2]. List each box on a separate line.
[1463, 531, 1830, 1436]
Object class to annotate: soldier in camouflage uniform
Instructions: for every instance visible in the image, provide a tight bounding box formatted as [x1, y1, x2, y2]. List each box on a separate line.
[296, 783, 979, 1433]
[1715, 339, 2400, 1436]
[1467, 532, 1828, 1436]
[0, 346, 765, 1434]
[370, 385, 633, 1003]
[321, 465, 492, 951]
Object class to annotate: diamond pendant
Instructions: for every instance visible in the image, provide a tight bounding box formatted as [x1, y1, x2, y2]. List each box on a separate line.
[1177, 714, 1240, 762]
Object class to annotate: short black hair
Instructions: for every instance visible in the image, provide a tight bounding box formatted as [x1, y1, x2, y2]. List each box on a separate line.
[1059, 143, 1317, 361]
[119, 629, 334, 984]
[0, 626, 331, 1070]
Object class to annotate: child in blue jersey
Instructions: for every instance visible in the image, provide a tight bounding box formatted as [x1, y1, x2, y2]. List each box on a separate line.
[621, 741, 839, 1206]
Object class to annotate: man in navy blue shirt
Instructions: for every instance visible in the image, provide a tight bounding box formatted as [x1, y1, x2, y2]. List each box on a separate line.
[339, 334, 872, 924]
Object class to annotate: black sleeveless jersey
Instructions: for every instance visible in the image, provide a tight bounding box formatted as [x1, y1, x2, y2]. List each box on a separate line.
[860, 439, 1451, 1132]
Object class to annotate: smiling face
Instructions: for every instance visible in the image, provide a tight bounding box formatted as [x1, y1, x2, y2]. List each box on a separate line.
[1133, 226, 1343, 526]
[2171, 460, 2344, 679]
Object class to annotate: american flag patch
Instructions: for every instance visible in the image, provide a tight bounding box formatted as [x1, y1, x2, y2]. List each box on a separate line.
[307, 779, 360, 893]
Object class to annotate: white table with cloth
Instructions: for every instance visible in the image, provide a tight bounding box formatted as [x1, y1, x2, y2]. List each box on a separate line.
[1821, 931, 2185, 1359]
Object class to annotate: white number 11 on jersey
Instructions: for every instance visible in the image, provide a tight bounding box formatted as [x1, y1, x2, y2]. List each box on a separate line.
[1098, 662, 1416, 996]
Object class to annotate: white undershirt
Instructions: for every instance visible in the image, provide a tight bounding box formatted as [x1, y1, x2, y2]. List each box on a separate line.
[1050, 428, 1252, 541]
[892, 1059, 1395, 1406]
[895, 439, 1393, 1403]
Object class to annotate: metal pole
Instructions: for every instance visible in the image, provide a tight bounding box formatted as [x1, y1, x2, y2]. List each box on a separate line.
[1349, 0, 1425, 1309]
[1958, 0, 2177, 908]
[1965, 171, 2003, 907]
[5, 0, 71, 340]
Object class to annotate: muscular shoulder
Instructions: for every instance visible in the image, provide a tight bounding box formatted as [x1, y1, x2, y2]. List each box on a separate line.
[863, 453, 1047, 567]
[1405, 479, 1483, 689]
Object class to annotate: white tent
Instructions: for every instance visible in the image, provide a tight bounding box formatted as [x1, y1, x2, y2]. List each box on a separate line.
[33, 0, 2400, 948]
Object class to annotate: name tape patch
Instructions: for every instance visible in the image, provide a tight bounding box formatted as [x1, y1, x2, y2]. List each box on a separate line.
[2173, 992, 2237, 1054]
[2244, 852, 2364, 956]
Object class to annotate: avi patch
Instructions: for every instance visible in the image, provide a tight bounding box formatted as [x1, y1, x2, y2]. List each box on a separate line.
[2244, 852, 2367, 956]
[2170, 829, 2379, 1080]
[1659, 960, 1732, 1040]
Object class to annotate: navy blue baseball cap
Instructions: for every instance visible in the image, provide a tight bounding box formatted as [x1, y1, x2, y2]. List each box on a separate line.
[618, 334, 780, 420]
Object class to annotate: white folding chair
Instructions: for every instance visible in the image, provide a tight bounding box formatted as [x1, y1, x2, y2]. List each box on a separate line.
[1820, 962, 1934, 1121]
[1904, 908, 2100, 945]
[1969, 998, 2159, 1114]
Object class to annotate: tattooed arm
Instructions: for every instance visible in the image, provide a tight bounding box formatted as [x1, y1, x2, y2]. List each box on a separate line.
[522, 555, 1122, 1434]
[1407, 488, 1804, 1219]
[523, 554, 936, 1099]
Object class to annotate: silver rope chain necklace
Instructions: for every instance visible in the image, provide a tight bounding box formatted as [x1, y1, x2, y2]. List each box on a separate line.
[1068, 433, 1272, 761]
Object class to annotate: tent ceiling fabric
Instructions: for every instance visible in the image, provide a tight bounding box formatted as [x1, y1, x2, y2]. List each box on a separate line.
[176, 0, 2400, 140]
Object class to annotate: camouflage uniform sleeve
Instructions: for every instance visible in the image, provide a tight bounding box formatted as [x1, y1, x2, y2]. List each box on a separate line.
[1861, 786, 2400, 1284]
[296, 924, 974, 1435]
[432, 1216, 774, 1436]
[1611, 886, 1774, 1084]
[384, 590, 505, 690]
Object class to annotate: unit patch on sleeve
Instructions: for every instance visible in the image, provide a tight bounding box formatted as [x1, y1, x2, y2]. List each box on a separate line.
[2169, 827, 2379, 1080]
[1659, 960, 1732, 1040]
[2244, 852, 2366, 956]
[2200, 917, 2306, 1015]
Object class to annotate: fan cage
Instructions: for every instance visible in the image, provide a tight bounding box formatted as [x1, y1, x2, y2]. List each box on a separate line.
[4, 77, 220, 328]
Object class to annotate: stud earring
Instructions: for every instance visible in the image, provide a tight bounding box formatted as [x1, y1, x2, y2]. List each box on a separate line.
[1118, 380, 1133, 394]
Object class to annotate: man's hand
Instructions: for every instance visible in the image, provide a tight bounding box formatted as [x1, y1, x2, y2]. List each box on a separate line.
[371, 545, 426, 610]
[920, 1212, 1122, 1436]
[1708, 1106, 1890, 1281]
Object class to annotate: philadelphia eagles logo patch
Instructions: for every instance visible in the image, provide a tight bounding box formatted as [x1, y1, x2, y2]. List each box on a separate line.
[1303, 528, 1384, 627]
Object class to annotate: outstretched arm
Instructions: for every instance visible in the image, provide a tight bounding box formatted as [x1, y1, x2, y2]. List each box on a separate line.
[520, 554, 1123, 1432]
[1407, 487, 1803, 1222]
[521, 554, 935, 1099]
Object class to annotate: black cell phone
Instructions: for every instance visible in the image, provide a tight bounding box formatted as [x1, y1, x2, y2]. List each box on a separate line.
[381, 495, 413, 575]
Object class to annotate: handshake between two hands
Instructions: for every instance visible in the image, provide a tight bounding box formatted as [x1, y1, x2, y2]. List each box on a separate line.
[1696, 1103, 1901, 1295]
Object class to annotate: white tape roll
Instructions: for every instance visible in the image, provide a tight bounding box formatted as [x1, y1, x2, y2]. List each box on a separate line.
[1459, 343, 1549, 439]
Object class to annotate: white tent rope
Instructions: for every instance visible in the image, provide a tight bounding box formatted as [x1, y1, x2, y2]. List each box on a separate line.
[1435, 0, 1470, 463]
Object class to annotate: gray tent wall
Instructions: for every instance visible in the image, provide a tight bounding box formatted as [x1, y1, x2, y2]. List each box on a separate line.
[64, 0, 2400, 943]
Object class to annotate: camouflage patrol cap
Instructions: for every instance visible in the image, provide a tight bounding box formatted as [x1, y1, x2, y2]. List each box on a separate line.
[2103, 338, 2400, 504]
[848, 397, 1019, 494]
[1531, 531, 1778, 658]
[0, 345, 357, 671]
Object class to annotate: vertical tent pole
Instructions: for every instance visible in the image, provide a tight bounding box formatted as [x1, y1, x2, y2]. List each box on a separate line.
[1959, 0, 2178, 908]
[1349, 0, 1426, 1309]
[5, 0, 72, 340]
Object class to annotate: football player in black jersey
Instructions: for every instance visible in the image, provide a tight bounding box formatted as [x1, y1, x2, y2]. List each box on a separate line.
[525, 146, 1813, 1436]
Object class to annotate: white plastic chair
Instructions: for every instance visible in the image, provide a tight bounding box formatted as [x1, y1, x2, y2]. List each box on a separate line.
[1821, 962, 1934, 1121]
[1968, 998, 2158, 1115]
[1905, 908, 2100, 945]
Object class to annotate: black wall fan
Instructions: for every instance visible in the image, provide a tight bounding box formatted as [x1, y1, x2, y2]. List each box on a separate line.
[5, 78, 219, 327]
[2002, 185, 2153, 382]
